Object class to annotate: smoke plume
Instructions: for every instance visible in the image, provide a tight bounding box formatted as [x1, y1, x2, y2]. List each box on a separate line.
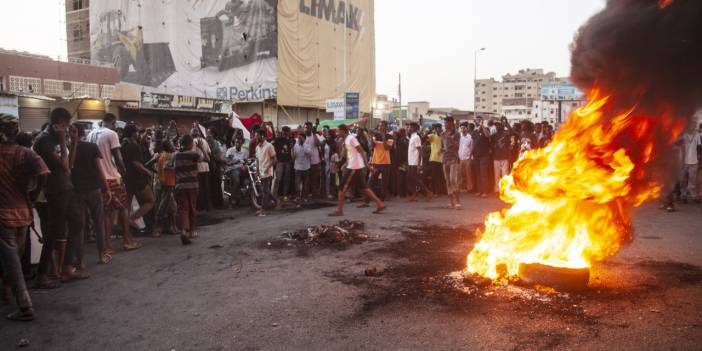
[571, 0, 702, 119]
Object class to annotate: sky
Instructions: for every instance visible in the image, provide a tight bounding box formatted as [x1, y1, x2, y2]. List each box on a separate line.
[0, 0, 605, 110]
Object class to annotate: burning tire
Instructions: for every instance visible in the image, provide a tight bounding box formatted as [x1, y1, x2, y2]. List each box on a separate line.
[518, 263, 590, 292]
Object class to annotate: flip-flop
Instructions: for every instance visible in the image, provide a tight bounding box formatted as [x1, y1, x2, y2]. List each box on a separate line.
[328, 211, 344, 217]
[123, 242, 142, 251]
[372, 206, 387, 214]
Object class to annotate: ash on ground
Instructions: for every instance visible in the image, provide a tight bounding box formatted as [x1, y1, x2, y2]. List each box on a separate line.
[265, 220, 370, 252]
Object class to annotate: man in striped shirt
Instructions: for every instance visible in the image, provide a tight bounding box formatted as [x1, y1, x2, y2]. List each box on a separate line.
[172, 135, 202, 245]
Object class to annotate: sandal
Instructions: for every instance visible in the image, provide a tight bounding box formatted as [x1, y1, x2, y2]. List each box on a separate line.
[6, 308, 34, 322]
[99, 253, 112, 265]
[61, 269, 90, 283]
[328, 211, 344, 217]
[123, 242, 142, 251]
[372, 206, 387, 214]
[454, 204, 463, 210]
[357, 203, 370, 208]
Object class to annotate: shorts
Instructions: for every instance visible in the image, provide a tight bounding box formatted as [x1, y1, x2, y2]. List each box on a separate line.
[341, 169, 367, 192]
[104, 178, 128, 210]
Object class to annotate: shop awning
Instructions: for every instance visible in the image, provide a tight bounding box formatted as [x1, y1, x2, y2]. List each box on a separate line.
[318, 117, 368, 129]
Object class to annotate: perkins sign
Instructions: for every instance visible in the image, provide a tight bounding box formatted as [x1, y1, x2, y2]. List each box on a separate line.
[299, 0, 364, 32]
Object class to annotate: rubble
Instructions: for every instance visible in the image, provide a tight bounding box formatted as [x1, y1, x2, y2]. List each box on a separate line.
[279, 220, 369, 247]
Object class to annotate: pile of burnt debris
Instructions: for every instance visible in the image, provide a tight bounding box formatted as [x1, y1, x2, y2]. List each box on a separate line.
[266, 220, 370, 251]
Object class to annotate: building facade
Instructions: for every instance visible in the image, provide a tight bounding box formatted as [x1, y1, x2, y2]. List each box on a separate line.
[66, 0, 91, 63]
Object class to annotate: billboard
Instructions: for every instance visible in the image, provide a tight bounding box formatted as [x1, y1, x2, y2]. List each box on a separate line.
[541, 82, 584, 101]
[345, 92, 360, 119]
[90, 0, 277, 102]
[277, 0, 375, 114]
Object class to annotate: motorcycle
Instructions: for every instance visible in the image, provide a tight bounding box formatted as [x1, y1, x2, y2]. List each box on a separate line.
[223, 157, 267, 210]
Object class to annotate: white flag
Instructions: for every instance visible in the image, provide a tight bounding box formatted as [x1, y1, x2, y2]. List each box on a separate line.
[229, 112, 250, 140]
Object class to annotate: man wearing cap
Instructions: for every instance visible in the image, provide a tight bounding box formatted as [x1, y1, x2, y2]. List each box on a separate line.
[0, 113, 49, 321]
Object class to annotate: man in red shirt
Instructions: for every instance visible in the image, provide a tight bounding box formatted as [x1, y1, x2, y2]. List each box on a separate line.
[0, 113, 49, 321]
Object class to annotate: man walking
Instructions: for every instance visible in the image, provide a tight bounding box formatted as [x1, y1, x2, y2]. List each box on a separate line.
[122, 124, 155, 234]
[172, 135, 200, 245]
[329, 124, 386, 216]
[361, 121, 394, 205]
[0, 113, 48, 321]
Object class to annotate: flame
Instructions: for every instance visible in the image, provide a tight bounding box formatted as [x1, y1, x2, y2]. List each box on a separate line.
[466, 88, 685, 279]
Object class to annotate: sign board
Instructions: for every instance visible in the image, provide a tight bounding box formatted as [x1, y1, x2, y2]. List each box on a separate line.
[345, 92, 360, 120]
[140, 92, 230, 114]
[541, 82, 584, 101]
[90, 0, 277, 102]
[326, 98, 346, 120]
[0, 95, 19, 116]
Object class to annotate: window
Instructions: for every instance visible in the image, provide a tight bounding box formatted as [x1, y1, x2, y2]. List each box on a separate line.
[73, 30, 81, 41]
[72, 0, 83, 10]
[482, 98, 486, 102]
[514, 93, 524, 98]
[8, 76, 42, 94]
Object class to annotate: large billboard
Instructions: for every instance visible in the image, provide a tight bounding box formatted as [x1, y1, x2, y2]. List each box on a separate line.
[90, 0, 277, 102]
[277, 0, 375, 114]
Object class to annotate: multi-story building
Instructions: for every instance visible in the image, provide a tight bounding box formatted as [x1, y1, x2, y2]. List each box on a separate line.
[474, 68, 584, 124]
[66, 0, 91, 63]
[374, 94, 400, 121]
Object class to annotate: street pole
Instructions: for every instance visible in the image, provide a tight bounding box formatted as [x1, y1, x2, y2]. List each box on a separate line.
[473, 47, 485, 116]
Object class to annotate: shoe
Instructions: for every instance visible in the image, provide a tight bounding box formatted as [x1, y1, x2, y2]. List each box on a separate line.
[6, 308, 34, 322]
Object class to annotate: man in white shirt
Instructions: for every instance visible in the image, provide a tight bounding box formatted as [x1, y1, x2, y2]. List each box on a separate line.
[329, 124, 386, 216]
[458, 122, 475, 193]
[406, 122, 433, 202]
[225, 138, 247, 201]
[254, 129, 279, 216]
[87, 113, 141, 252]
[680, 125, 701, 201]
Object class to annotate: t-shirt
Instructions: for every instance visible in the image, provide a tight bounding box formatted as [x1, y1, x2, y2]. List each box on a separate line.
[173, 150, 200, 192]
[121, 138, 148, 194]
[192, 137, 211, 173]
[303, 134, 321, 165]
[683, 132, 701, 165]
[408, 133, 422, 166]
[492, 130, 511, 161]
[256, 141, 276, 178]
[157, 152, 176, 187]
[293, 142, 311, 171]
[428, 133, 443, 163]
[72, 141, 103, 194]
[33, 131, 73, 195]
[0, 144, 49, 228]
[441, 131, 460, 163]
[459, 133, 473, 161]
[87, 127, 122, 180]
[345, 135, 365, 170]
[273, 136, 294, 163]
[371, 133, 394, 165]
[225, 147, 248, 172]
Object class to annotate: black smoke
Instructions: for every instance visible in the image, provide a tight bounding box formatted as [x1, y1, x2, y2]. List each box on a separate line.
[571, 0, 702, 118]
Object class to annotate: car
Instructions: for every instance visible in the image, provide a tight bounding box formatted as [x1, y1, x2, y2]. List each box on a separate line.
[74, 119, 127, 133]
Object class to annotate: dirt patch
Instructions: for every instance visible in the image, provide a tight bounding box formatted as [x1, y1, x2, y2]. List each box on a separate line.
[260, 220, 371, 254]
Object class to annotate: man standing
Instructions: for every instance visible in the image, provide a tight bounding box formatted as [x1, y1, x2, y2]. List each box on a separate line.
[472, 117, 492, 198]
[491, 118, 512, 193]
[191, 126, 212, 211]
[0, 113, 48, 321]
[33, 108, 75, 288]
[87, 113, 141, 253]
[292, 134, 312, 200]
[172, 135, 201, 245]
[458, 122, 474, 193]
[254, 129, 279, 216]
[441, 117, 462, 209]
[407, 123, 433, 202]
[681, 124, 701, 202]
[361, 121, 394, 205]
[122, 124, 155, 233]
[272, 126, 294, 201]
[427, 124, 445, 195]
[225, 138, 248, 203]
[303, 122, 322, 198]
[329, 124, 386, 216]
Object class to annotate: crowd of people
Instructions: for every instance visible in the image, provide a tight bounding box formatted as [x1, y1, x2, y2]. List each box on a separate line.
[2, 106, 700, 322]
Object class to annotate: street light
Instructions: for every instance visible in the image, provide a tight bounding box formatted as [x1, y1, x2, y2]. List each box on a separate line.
[474, 47, 486, 114]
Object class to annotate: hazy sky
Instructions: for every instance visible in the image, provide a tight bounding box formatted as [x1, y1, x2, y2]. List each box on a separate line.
[0, 0, 605, 110]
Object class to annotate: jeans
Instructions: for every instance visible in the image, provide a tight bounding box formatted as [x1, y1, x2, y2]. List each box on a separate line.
[260, 176, 277, 210]
[493, 159, 510, 192]
[38, 191, 71, 276]
[459, 159, 474, 191]
[308, 163, 322, 197]
[0, 225, 32, 309]
[680, 164, 699, 200]
[477, 157, 491, 194]
[295, 169, 309, 198]
[176, 191, 198, 233]
[67, 189, 105, 267]
[443, 160, 461, 196]
[273, 162, 292, 197]
[366, 164, 390, 201]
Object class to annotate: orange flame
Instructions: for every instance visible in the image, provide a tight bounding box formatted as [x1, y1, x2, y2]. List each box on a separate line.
[466, 88, 685, 279]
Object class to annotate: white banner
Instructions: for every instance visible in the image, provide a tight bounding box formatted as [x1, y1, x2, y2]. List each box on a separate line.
[325, 98, 345, 120]
[90, 0, 277, 102]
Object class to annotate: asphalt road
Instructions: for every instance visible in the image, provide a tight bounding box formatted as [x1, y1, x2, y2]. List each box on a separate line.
[1, 195, 700, 351]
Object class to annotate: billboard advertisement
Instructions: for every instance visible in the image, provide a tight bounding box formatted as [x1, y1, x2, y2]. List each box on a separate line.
[277, 0, 376, 114]
[345, 92, 360, 119]
[90, 0, 277, 102]
[541, 82, 584, 101]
